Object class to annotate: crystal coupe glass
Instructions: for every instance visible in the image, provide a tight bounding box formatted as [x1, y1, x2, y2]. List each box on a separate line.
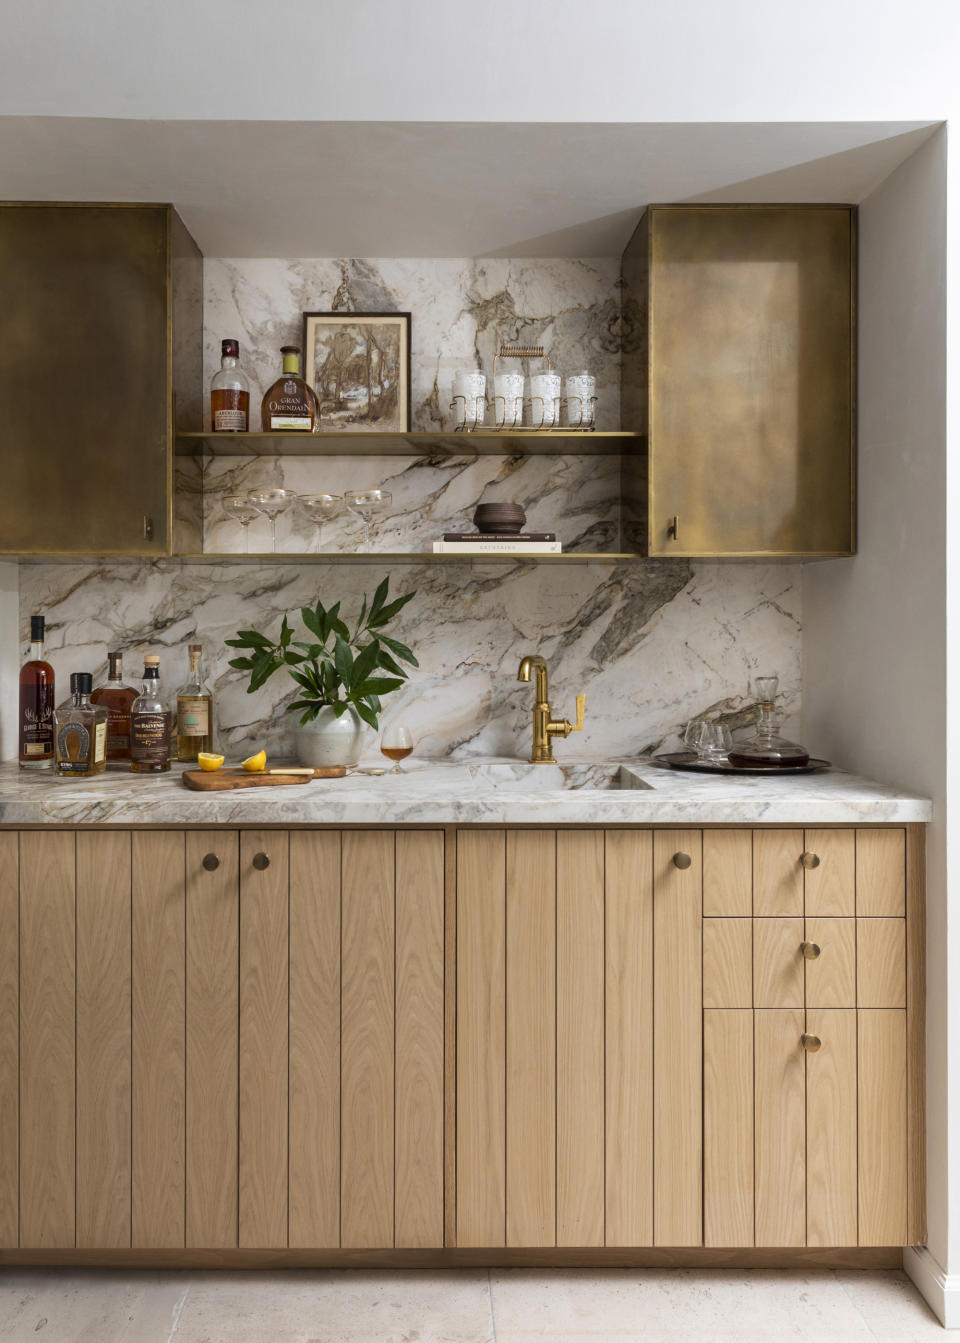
[222, 494, 261, 553]
[248, 487, 297, 552]
[345, 488, 392, 552]
[299, 493, 342, 552]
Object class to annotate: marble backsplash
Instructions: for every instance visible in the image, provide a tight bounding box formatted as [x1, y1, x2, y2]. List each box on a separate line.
[17, 559, 802, 762]
[203, 256, 623, 433]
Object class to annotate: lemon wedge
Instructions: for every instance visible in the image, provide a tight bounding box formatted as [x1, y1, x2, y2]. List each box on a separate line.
[196, 752, 225, 772]
[241, 749, 267, 773]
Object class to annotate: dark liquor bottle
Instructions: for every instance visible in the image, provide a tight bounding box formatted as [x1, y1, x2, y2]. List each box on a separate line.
[260, 345, 320, 432]
[210, 338, 250, 432]
[130, 655, 171, 774]
[91, 651, 138, 761]
[19, 614, 55, 768]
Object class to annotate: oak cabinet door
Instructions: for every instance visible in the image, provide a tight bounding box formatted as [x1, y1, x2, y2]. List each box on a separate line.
[0, 833, 18, 1248]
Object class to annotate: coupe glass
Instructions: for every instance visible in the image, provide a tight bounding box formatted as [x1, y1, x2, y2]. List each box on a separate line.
[380, 723, 413, 774]
[299, 493, 342, 552]
[345, 488, 392, 551]
[221, 494, 260, 553]
[248, 487, 297, 552]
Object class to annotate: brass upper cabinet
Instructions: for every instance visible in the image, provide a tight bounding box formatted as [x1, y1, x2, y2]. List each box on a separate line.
[621, 205, 856, 557]
[0, 204, 201, 555]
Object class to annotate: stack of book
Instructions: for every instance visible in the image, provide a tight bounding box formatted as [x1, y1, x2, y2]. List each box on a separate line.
[432, 532, 561, 555]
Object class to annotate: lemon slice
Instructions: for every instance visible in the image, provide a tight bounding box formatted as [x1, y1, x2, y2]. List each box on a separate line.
[196, 752, 225, 772]
[241, 749, 267, 773]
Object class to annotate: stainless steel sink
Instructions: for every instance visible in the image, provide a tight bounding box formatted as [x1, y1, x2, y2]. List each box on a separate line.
[462, 761, 653, 791]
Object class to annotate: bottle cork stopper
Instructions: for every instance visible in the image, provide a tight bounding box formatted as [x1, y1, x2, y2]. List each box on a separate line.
[189, 644, 202, 654]
[144, 654, 160, 666]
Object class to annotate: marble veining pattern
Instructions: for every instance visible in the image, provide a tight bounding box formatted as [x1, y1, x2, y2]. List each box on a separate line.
[18, 559, 802, 763]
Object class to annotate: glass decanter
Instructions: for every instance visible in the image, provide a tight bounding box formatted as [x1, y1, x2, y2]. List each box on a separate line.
[728, 676, 810, 768]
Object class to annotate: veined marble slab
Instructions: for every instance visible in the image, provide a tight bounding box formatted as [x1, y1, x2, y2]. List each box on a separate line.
[0, 757, 931, 827]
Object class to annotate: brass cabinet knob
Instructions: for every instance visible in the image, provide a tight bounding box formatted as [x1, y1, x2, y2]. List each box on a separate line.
[801, 1033, 822, 1052]
[202, 853, 220, 872]
[252, 852, 270, 871]
[800, 851, 820, 869]
[673, 852, 692, 870]
[800, 941, 821, 959]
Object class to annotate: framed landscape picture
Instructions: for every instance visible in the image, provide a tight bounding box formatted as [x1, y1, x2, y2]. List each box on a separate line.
[303, 311, 411, 432]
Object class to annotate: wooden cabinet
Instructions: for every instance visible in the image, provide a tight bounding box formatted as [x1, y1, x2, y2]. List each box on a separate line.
[621, 204, 856, 558]
[0, 204, 202, 557]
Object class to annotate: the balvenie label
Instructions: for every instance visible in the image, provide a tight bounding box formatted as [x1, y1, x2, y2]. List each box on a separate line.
[131, 712, 170, 764]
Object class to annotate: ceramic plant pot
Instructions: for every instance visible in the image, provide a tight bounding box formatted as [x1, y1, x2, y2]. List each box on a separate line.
[294, 704, 366, 768]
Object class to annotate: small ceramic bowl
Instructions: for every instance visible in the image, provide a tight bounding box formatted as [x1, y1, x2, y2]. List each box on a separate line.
[473, 502, 526, 534]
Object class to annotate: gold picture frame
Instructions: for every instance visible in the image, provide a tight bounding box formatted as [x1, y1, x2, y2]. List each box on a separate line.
[303, 311, 411, 433]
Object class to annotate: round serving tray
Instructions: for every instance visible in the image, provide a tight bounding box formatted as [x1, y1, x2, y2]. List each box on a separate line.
[653, 751, 831, 776]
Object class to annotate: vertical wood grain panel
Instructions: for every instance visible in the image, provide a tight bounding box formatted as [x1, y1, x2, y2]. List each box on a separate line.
[132, 831, 185, 1249]
[754, 1009, 805, 1247]
[444, 827, 457, 1248]
[653, 829, 701, 1247]
[341, 830, 395, 1249]
[239, 831, 289, 1249]
[506, 830, 556, 1247]
[605, 829, 653, 1246]
[856, 829, 906, 917]
[395, 830, 444, 1249]
[806, 1008, 858, 1246]
[753, 830, 803, 917]
[185, 830, 239, 1249]
[289, 831, 340, 1249]
[753, 918, 804, 1008]
[456, 830, 506, 1248]
[906, 824, 926, 1244]
[704, 1010, 753, 1247]
[76, 831, 131, 1249]
[19, 830, 75, 1249]
[805, 918, 856, 1008]
[859, 1009, 907, 1245]
[0, 833, 18, 1248]
[804, 830, 855, 916]
[557, 830, 604, 1248]
[702, 829, 752, 916]
[703, 918, 752, 1008]
[857, 919, 906, 1008]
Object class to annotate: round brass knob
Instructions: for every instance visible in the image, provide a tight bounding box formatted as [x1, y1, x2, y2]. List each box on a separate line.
[800, 852, 820, 869]
[800, 941, 821, 959]
[202, 853, 220, 872]
[252, 852, 270, 871]
[801, 1033, 822, 1052]
[673, 852, 692, 870]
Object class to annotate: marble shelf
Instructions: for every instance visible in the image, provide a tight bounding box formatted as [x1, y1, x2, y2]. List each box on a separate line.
[175, 430, 644, 458]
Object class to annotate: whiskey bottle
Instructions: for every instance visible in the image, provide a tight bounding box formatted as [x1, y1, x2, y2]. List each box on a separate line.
[19, 614, 55, 768]
[54, 673, 107, 778]
[91, 651, 138, 761]
[260, 345, 320, 432]
[210, 338, 250, 432]
[176, 643, 214, 761]
[130, 655, 171, 773]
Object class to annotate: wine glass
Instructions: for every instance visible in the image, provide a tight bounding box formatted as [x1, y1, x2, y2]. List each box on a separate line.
[248, 487, 297, 553]
[299, 493, 342, 553]
[380, 723, 413, 774]
[221, 494, 260, 553]
[345, 488, 392, 552]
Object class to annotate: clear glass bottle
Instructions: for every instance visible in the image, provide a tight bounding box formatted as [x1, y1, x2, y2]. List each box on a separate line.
[260, 345, 320, 432]
[130, 655, 171, 773]
[176, 643, 214, 761]
[210, 338, 250, 432]
[728, 675, 810, 768]
[91, 651, 138, 762]
[54, 672, 107, 778]
[19, 613, 55, 768]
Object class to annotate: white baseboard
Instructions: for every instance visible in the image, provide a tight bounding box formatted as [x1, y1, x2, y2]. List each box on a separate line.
[903, 1244, 960, 1328]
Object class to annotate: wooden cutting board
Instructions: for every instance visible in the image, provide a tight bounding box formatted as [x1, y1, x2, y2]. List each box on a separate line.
[182, 766, 347, 791]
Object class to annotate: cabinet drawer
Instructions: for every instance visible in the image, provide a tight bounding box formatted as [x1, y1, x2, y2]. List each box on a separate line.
[857, 919, 906, 1008]
[803, 831, 855, 916]
[753, 919, 803, 1008]
[804, 918, 856, 1008]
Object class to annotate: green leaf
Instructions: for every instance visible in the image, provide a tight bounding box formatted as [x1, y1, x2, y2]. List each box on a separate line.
[224, 630, 273, 650]
[283, 649, 307, 665]
[227, 656, 254, 671]
[367, 591, 415, 628]
[368, 576, 390, 622]
[331, 700, 347, 718]
[248, 651, 281, 692]
[292, 641, 325, 658]
[298, 705, 322, 724]
[376, 648, 406, 678]
[365, 693, 382, 714]
[350, 640, 380, 689]
[333, 634, 354, 687]
[353, 677, 404, 696]
[300, 606, 324, 640]
[279, 614, 292, 648]
[377, 633, 419, 667]
[355, 700, 379, 731]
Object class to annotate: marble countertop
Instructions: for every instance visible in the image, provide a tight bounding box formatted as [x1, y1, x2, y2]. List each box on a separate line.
[0, 756, 932, 827]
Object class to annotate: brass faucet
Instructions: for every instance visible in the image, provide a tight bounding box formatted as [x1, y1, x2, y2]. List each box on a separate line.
[517, 655, 585, 764]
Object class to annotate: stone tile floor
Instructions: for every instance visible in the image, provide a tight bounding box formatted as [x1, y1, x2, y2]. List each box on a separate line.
[0, 1268, 944, 1341]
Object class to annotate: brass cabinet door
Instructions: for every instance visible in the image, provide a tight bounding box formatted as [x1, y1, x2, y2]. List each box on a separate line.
[0, 205, 171, 555]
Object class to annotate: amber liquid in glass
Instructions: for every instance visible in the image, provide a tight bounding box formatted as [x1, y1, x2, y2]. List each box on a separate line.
[91, 653, 137, 761]
[261, 347, 320, 432]
[19, 626, 55, 768]
[211, 387, 249, 431]
[381, 746, 413, 763]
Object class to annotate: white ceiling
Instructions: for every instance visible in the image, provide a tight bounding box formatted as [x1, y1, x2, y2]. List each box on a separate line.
[0, 118, 938, 257]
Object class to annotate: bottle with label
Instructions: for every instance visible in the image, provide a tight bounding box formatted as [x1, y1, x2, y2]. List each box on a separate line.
[176, 643, 214, 761]
[91, 651, 138, 761]
[260, 345, 320, 432]
[19, 614, 55, 768]
[54, 673, 107, 778]
[210, 338, 250, 432]
[130, 655, 171, 773]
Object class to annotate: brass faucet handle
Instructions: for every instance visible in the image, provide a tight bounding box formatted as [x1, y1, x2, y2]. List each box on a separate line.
[572, 693, 585, 732]
[548, 694, 586, 742]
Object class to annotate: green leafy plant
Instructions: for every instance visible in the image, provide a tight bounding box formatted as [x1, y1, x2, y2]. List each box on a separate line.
[225, 577, 418, 731]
